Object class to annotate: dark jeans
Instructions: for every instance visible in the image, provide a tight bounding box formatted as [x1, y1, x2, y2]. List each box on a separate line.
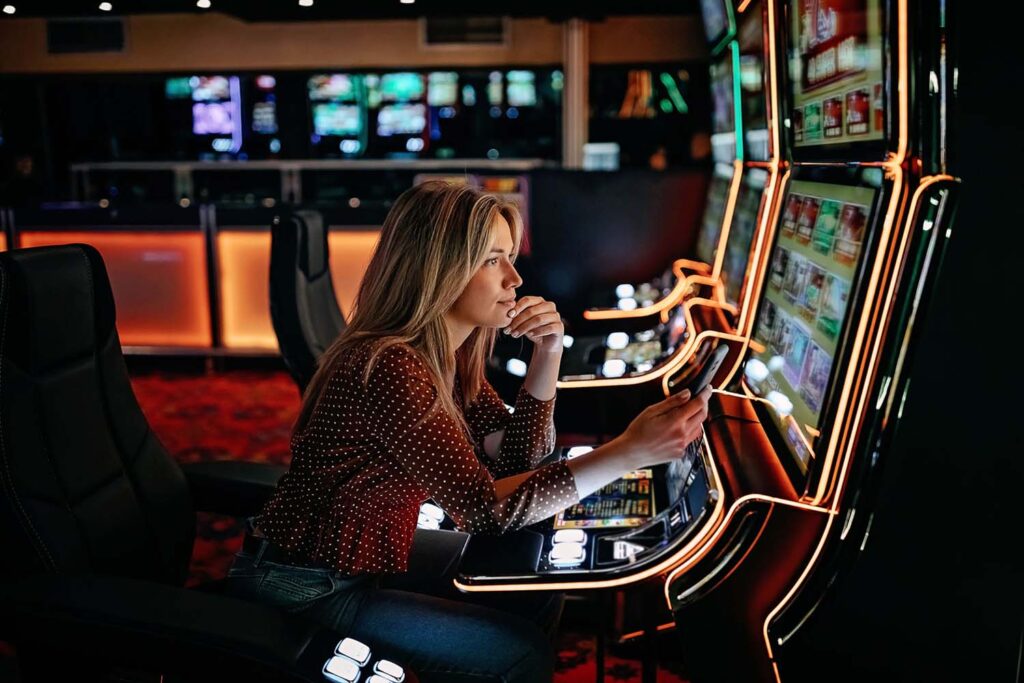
[225, 538, 561, 683]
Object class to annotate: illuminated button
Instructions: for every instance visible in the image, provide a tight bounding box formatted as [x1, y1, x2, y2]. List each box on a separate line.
[602, 359, 627, 378]
[613, 540, 646, 560]
[373, 659, 406, 682]
[744, 358, 769, 383]
[566, 446, 593, 459]
[335, 638, 371, 666]
[562, 334, 574, 349]
[548, 541, 586, 567]
[323, 656, 360, 683]
[419, 502, 444, 523]
[617, 297, 638, 311]
[367, 677, 393, 683]
[766, 390, 794, 416]
[505, 358, 527, 377]
[615, 283, 636, 299]
[767, 355, 785, 372]
[553, 529, 587, 544]
[606, 332, 630, 350]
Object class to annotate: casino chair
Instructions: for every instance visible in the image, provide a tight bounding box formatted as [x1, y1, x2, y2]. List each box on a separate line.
[269, 209, 347, 393]
[0, 244, 413, 683]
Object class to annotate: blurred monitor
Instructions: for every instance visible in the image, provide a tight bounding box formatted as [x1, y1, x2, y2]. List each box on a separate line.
[313, 103, 362, 137]
[380, 73, 425, 102]
[377, 103, 427, 136]
[710, 53, 738, 163]
[192, 101, 234, 135]
[487, 71, 503, 106]
[252, 101, 278, 135]
[308, 74, 357, 102]
[165, 77, 192, 99]
[700, 0, 731, 46]
[507, 70, 537, 107]
[428, 72, 459, 106]
[191, 76, 230, 102]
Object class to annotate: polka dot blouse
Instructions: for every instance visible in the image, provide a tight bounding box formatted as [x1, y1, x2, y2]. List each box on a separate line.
[256, 340, 580, 575]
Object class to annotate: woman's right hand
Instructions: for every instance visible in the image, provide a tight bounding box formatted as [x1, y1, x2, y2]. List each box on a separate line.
[620, 386, 712, 467]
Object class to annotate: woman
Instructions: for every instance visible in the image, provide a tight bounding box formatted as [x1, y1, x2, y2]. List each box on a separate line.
[227, 181, 711, 682]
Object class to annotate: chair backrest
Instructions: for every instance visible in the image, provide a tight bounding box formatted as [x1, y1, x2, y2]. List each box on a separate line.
[269, 210, 346, 392]
[0, 244, 195, 585]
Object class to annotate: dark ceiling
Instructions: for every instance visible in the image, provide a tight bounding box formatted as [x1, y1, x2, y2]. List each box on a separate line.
[2, 0, 696, 22]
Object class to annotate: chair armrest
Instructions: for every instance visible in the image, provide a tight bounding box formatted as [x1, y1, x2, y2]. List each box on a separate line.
[180, 460, 285, 517]
[0, 575, 340, 682]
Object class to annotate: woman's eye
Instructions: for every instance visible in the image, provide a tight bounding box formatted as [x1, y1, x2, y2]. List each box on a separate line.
[487, 257, 500, 266]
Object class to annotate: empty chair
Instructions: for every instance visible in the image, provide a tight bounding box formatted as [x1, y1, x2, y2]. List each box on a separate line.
[0, 244, 366, 682]
[269, 209, 346, 393]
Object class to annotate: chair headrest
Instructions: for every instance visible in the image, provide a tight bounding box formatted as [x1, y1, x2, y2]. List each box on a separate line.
[0, 244, 115, 374]
[293, 210, 328, 278]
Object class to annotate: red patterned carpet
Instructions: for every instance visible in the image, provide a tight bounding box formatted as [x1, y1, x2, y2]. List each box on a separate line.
[129, 369, 691, 683]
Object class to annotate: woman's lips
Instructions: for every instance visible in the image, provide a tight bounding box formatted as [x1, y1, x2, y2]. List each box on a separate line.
[498, 298, 516, 306]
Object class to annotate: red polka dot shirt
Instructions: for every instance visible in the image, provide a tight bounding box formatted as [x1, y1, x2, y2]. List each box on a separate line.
[256, 340, 579, 575]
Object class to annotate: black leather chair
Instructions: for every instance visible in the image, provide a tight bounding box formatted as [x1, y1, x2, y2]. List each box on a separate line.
[0, 245, 391, 682]
[269, 209, 347, 393]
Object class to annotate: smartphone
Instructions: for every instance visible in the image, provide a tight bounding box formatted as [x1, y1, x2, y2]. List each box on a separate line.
[670, 344, 730, 397]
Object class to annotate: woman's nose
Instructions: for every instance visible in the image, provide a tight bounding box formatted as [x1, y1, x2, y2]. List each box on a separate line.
[504, 263, 523, 289]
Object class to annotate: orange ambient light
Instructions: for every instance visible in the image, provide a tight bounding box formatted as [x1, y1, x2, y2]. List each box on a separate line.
[217, 228, 379, 351]
[19, 230, 212, 348]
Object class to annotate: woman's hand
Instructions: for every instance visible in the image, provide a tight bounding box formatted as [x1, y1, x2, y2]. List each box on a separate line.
[504, 296, 564, 354]
[564, 386, 713, 499]
[620, 386, 712, 467]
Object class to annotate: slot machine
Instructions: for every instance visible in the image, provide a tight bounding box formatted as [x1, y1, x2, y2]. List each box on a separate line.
[455, 1, 959, 681]
[526, 0, 785, 437]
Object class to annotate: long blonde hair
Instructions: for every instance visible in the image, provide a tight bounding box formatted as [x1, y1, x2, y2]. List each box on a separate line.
[294, 180, 524, 436]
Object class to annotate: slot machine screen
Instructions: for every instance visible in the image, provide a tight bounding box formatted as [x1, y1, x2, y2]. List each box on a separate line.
[189, 76, 240, 144]
[192, 102, 233, 135]
[721, 167, 768, 306]
[710, 52, 738, 163]
[191, 76, 229, 102]
[427, 72, 458, 106]
[252, 102, 277, 135]
[308, 74, 357, 102]
[506, 71, 537, 107]
[381, 73, 425, 102]
[786, 0, 885, 151]
[313, 103, 362, 137]
[745, 178, 878, 471]
[553, 469, 655, 529]
[377, 104, 427, 136]
[738, 1, 769, 161]
[251, 74, 278, 135]
[695, 163, 735, 267]
[700, 0, 732, 46]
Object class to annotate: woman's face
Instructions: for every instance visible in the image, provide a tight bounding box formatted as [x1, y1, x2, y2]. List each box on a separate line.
[448, 213, 522, 331]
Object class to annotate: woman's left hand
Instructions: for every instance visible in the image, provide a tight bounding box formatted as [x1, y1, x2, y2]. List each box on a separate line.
[504, 296, 564, 354]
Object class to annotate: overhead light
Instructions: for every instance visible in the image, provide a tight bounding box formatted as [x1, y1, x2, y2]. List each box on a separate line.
[298, 0, 313, 6]
[196, 0, 210, 7]
[2, 5, 15, 15]
[401, 0, 416, 4]
[98, 2, 112, 11]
